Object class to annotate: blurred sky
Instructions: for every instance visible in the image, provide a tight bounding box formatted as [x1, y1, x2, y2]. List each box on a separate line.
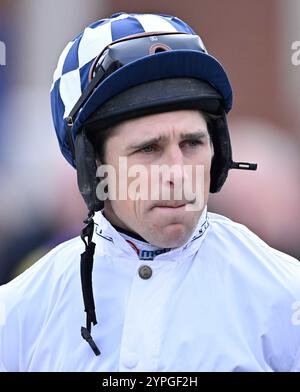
[0, 0, 299, 282]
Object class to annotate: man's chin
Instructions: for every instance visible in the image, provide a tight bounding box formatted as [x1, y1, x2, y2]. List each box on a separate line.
[146, 222, 193, 249]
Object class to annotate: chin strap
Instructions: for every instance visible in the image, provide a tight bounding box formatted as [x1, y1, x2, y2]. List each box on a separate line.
[80, 212, 101, 356]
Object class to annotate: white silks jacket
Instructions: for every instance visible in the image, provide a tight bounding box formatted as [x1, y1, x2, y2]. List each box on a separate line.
[0, 207, 300, 372]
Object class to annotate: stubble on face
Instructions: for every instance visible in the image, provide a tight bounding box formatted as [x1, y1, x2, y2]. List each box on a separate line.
[98, 110, 213, 248]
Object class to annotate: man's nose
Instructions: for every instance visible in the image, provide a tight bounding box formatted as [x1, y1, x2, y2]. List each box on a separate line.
[162, 144, 185, 165]
[161, 145, 187, 184]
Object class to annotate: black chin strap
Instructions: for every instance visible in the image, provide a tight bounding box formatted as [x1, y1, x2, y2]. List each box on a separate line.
[80, 213, 101, 356]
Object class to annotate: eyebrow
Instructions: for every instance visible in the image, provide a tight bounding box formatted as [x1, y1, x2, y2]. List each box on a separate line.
[126, 130, 208, 152]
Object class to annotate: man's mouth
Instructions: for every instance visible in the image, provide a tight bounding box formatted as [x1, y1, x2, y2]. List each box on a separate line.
[152, 202, 187, 210]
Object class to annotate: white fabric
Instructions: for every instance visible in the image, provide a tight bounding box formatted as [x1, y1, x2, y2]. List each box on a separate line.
[117, 231, 172, 260]
[59, 68, 82, 118]
[52, 41, 74, 88]
[134, 14, 178, 33]
[0, 209, 300, 372]
[78, 22, 113, 68]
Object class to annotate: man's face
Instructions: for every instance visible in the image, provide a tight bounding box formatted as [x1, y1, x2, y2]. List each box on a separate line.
[100, 110, 213, 248]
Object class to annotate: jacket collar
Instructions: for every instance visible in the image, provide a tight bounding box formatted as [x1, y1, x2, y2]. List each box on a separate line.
[92, 206, 209, 261]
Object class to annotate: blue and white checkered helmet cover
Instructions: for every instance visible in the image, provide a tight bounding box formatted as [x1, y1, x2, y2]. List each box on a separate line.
[50, 12, 232, 167]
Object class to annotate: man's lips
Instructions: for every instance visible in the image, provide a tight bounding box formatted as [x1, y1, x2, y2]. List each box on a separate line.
[151, 202, 188, 209]
[150, 199, 196, 211]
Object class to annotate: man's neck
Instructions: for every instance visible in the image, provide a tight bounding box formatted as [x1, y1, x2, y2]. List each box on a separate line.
[102, 205, 148, 242]
[111, 222, 149, 243]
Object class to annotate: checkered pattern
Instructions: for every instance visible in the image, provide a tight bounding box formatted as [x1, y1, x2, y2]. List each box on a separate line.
[52, 13, 197, 115]
[50, 13, 229, 167]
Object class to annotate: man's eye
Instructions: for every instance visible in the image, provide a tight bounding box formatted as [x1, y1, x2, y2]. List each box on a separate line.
[138, 145, 158, 153]
[181, 140, 203, 148]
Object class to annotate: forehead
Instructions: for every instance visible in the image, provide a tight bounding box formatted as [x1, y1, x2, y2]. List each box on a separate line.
[109, 110, 208, 142]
